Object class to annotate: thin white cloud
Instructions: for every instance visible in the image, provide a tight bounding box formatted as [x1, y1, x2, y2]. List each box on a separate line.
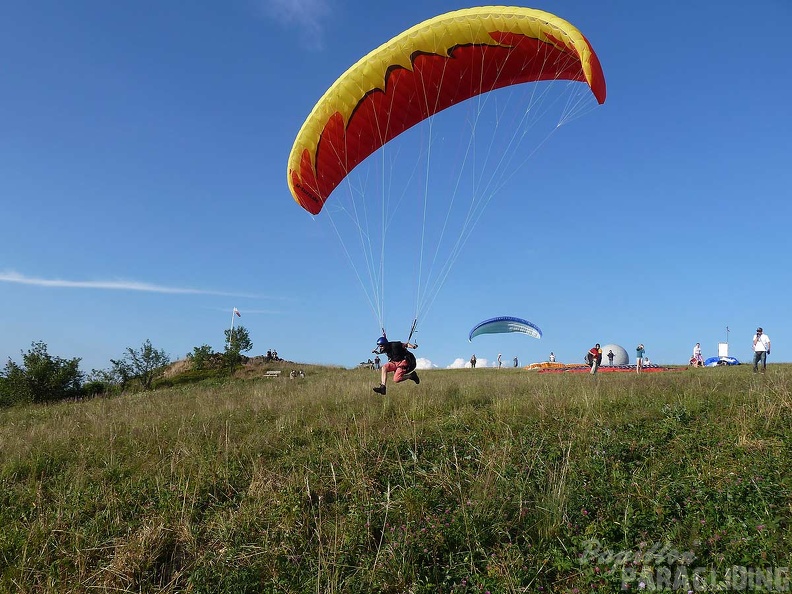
[0, 270, 256, 298]
[260, 0, 331, 49]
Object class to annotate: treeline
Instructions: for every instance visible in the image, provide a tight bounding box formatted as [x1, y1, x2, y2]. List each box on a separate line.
[0, 325, 254, 408]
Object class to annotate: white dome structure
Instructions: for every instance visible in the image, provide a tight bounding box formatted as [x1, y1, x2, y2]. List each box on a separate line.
[600, 344, 629, 366]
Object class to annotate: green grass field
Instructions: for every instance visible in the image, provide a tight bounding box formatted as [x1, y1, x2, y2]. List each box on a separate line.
[2, 364, 791, 593]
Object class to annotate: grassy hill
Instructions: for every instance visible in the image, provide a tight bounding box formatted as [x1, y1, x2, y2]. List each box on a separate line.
[1, 363, 791, 593]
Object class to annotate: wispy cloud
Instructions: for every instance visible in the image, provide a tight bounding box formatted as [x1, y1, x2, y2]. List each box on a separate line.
[0, 270, 257, 298]
[260, 0, 331, 49]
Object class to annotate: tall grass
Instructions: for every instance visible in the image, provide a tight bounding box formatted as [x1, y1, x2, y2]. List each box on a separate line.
[1, 365, 791, 592]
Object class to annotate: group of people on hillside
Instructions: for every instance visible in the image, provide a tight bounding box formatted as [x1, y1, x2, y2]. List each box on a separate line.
[495, 354, 519, 368]
[689, 328, 771, 373]
[359, 355, 381, 370]
[467, 353, 519, 369]
[585, 345, 622, 374]
[364, 326, 774, 395]
[265, 349, 281, 362]
[585, 327, 772, 375]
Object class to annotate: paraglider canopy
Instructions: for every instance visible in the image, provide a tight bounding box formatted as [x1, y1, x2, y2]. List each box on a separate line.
[287, 5, 606, 214]
[469, 316, 542, 342]
[704, 356, 740, 366]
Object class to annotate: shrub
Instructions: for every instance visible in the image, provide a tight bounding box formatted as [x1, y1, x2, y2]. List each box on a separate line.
[0, 341, 83, 406]
[187, 345, 214, 371]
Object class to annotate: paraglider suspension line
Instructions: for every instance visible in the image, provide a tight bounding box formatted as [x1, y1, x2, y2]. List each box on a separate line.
[407, 318, 418, 344]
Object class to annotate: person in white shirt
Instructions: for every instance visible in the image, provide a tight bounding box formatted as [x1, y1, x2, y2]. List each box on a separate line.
[692, 343, 704, 366]
[752, 327, 771, 373]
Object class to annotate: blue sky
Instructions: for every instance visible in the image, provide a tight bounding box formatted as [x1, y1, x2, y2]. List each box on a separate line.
[2, 0, 791, 373]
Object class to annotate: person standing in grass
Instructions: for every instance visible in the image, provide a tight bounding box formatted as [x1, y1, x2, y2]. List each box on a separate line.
[371, 336, 419, 395]
[588, 343, 602, 375]
[752, 327, 771, 373]
[470, 354, 477, 368]
[636, 344, 645, 373]
[607, 349, 615, 366]
[692, 343, 704, 367]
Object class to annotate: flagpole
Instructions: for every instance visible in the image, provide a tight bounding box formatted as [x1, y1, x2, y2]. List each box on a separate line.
[230, 307, 236, 347]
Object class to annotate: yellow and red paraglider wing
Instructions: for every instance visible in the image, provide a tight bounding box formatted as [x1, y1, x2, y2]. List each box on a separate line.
[287, 6, 606, 215]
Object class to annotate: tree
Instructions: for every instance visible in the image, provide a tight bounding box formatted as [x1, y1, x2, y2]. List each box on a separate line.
[0, 341, 83, 406]
[106, 359, 135, 390]
[87, 365, 129, 394]
[186, 344, 214, 371]
[0, 376, 7, 407]
[223, 325, 253, 369]
[115, 339, 170, 391]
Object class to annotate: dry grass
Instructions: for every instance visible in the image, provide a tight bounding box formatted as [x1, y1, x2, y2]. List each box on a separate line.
[2, 363, 791, 592]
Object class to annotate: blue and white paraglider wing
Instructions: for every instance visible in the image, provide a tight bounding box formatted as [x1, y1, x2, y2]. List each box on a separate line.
[704, 356, 741, 367]
[468, 316, 542, 342]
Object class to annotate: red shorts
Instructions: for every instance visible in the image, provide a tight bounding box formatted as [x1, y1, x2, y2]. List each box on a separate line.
[384, 360, 411, 382]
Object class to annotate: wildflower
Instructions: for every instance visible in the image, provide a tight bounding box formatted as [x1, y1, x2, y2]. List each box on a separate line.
[757, 524, 765, 532]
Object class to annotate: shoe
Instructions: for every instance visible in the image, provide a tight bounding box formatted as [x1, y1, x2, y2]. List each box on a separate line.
[410, 370, 420, 384]
[373, 385, 386, 395]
